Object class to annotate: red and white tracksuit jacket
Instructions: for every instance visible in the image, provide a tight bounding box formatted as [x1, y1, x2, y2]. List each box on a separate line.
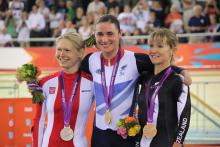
[32, 71, 93, 147]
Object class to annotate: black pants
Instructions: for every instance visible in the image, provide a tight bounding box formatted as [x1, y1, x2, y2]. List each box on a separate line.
[91, 126, 139, 147]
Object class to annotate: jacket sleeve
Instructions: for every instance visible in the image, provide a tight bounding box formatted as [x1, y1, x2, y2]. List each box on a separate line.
[73, 76, 94, 147]
[32, 102, 47, 147]
[32, 80, 47, 147]
[80, 53, 92, 75]
[173, 78, 191, 144]
[172, 66, 184, 74]
[134, 53, 184, 74]
[135, 53, 154, 74]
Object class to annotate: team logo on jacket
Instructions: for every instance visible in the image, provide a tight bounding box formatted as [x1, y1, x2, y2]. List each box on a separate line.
[119, 64, 127, 76]
[49, 87, 56, 94]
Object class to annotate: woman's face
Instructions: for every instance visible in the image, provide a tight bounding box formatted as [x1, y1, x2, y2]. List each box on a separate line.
[95, 22, 121, 56]
[56, 39, 83, 72]
[148, 38, 173, 66]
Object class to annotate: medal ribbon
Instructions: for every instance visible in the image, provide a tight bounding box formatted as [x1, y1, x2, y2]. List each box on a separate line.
[101, 49, 121, 110]
[60, 71, 80, 127]
[146, 67, 173, 123]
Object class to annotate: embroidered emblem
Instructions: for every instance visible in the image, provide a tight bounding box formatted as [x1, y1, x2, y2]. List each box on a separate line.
[119, 64, 127, 76]
[121, 65, 127, 70]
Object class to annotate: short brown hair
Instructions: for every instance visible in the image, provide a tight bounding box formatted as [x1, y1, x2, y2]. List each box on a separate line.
[148, 28, 178, 49]
[148, 28, 178, 64]
[96, 14, 121, 33]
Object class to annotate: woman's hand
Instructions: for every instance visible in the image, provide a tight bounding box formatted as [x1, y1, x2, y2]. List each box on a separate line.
[27, 81, 44, 103]
[27, 81, 42, 94]
[180, 70, 192, 86]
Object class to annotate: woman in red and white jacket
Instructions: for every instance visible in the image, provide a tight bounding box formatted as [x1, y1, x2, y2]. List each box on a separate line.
[31, 32, 94, 147]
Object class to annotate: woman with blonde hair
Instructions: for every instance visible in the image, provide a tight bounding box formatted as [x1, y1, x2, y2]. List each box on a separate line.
[136, 28, 191, 147]
[31, 32, 93, 147]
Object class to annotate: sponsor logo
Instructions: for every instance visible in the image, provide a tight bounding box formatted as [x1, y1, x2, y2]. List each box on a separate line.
[81, 90, 92, 92]
[49, 87, 56, 94]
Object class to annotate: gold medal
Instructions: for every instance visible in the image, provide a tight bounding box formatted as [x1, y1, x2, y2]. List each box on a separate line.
[105, 110, 112, 125]
[60, 126, 74, 141]
[143, 123, 157, 138]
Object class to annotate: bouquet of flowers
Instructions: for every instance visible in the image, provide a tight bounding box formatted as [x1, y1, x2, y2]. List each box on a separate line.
[16, 63, 44, 103]
[117, 116, 141, 139]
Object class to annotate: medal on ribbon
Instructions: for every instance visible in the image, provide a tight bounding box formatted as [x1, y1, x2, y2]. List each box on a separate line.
[143, 123, 157, 138]
[101, 49, 121, 125]
[105, 109, 112, 125]
[60, 126, 74, 141]
[59, 72, 80, 141]
[143, 67, 173, 139]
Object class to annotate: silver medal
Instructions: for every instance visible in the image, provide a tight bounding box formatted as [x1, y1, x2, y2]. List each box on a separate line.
[60, 126, 74, 141]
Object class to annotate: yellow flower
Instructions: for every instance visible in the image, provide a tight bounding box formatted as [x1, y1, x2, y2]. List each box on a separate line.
[134, 125, 141, 133]
[128, 127, 137, 136]
[117, 116, 140, 139]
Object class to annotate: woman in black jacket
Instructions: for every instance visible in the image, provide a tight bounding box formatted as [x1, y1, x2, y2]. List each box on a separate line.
[136, 28, 191, 147]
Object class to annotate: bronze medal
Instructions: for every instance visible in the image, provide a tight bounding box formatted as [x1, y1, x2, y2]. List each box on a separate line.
[105, 110, 112, 125]
[143, 123, 157, 138]
[60, 126, 74, 141]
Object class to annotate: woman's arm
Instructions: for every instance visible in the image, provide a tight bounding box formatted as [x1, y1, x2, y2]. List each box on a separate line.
[80, 53, 92, 75]
[135, 53, 192, 86]
[32, 102, 47, 147]
[30, 80, 47, 147]
[173, 78, 191, 146]
[73, 76, 94, 147]
[173, 66, 192, 85]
